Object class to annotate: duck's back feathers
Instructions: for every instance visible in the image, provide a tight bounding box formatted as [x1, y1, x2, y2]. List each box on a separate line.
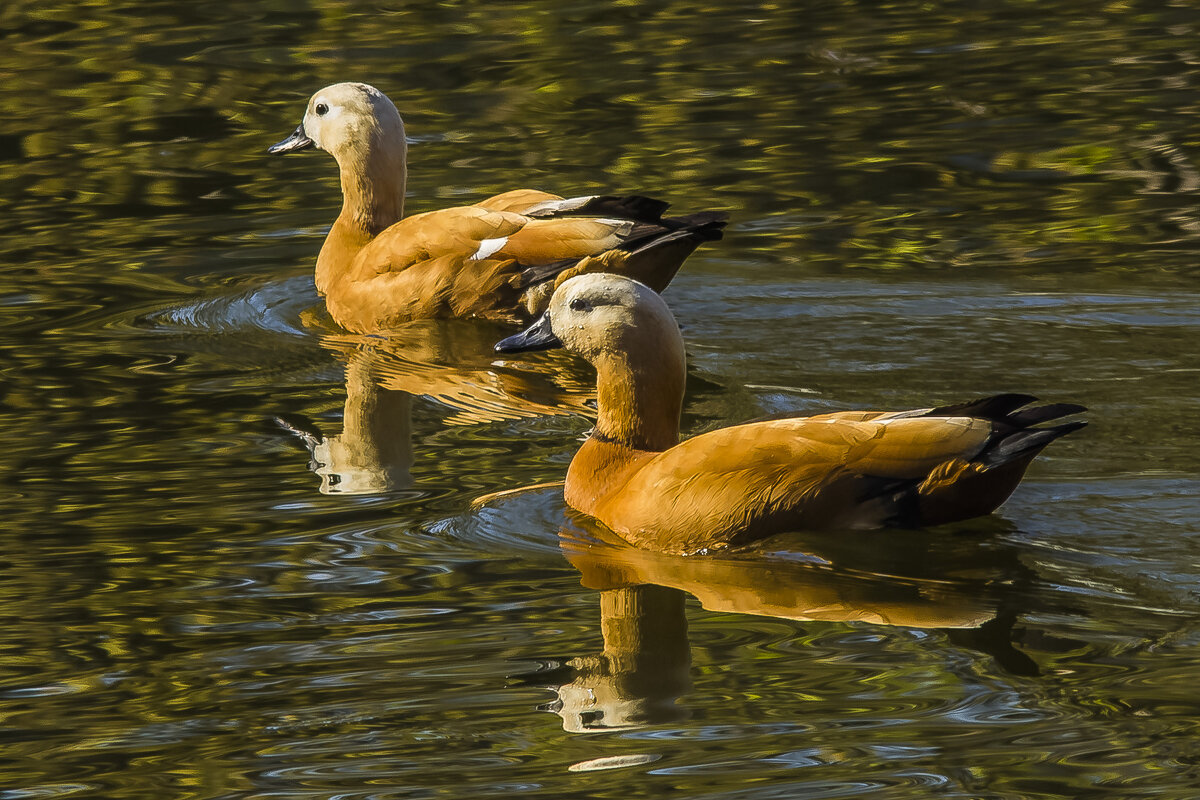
[520, 194, 672, 223]
[323, 207, 526, 329]
[352, 206, 527, 278]
[473, 189, 565, 214]
[498, 218, 635, 266]
[576, 414, 987, 552]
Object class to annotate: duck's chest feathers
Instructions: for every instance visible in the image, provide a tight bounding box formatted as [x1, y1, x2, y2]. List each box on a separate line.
[565, 436, 656, 518]
[316, 218, 374, 295]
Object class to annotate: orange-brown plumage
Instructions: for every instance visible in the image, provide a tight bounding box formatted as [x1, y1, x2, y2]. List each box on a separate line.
[496, 274, 1087, 555]
[269, 83, 726, 333]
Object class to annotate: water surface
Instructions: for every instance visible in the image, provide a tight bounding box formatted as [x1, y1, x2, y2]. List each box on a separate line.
[2, 1, 1199, 798]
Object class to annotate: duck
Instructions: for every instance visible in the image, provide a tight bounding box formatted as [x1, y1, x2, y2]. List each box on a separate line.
[268, 82, 727, 333]
[494, 273, 1087, 555]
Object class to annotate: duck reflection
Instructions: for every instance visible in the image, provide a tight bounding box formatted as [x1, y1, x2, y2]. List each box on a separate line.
[276, 347, 414, 494]
[545, 583, 691, 733]
[532, 520, 1038, 733]
[278, 319, 592, 494]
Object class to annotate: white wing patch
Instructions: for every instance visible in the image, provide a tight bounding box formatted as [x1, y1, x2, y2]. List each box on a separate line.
[470, 236, 508, 260]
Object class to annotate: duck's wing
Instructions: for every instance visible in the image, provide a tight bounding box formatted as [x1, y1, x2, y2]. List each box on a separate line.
[479, 191, 729, 297]
[330, 206, 532, 329]
[478, 190, 671, 223]
[343, 192, 598, 280]
[512, 198, 728, 295]
[603, 396, 1085, 552]
[335, 195, 726, 329]
[354, 206, 529, 274]
[599, 415, 984, 552]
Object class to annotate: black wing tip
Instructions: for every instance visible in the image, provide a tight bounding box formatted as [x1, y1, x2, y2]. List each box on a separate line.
[980, 419, 1088, 467]
[532, 194, 672, 222]
[517, 209, 729, 288]
[927, 393, 1088, 425]
[927, 393, 1039, 421]
[665, 210, 730, 238]
[533, 194, 731, 232]
[620, 211, 729, 254]
[610, 194, 672, 221]
[1007, 402, 1088, 427]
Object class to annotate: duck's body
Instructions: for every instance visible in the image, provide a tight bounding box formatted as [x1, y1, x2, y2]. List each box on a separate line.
[269, 83, 725, 333]
[496, 274, 1086, 554]
[564, 400, 1081, 554]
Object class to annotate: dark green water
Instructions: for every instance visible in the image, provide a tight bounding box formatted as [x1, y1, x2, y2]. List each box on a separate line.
[2, 1, 1199, 798]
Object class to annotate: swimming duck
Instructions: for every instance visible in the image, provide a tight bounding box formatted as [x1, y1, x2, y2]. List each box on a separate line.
[495, 274, 1087, 555]
[268, 82, 726, 333]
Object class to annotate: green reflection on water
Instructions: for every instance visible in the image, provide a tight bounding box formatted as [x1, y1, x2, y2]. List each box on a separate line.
[2, 0, 1200, 798]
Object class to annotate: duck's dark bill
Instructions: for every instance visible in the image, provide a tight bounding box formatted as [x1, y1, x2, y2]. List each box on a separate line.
[268, 124, 314, 154]
[495, 313, 562, 353]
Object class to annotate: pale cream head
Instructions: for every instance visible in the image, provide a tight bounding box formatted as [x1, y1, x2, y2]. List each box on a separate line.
[547, 273, 684, 363]
[301, 82, 407, 163]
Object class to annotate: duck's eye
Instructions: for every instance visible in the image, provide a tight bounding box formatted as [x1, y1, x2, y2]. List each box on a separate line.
[315, 102, 329, 116]
[569, 298, 591, 312]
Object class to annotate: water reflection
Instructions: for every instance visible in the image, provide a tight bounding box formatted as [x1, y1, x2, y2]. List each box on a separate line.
[532, 520, 1040, 734]
[277, 321, 593, 494]
[546, 584, 691, 734]
[4, 0, 1200, 796]
[276, 347, 413, 495]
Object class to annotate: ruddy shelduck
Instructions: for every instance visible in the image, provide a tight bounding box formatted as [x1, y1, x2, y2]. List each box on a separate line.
[269, 82, 726, 333]
[496, 274, 1087, 554]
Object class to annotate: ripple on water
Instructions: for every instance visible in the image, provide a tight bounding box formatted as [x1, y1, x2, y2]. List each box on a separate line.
[0, 784, 99, 800]
[135, 274, 322, 339]
[7, 2, 1200, 796]
[425, 483, 573, 561]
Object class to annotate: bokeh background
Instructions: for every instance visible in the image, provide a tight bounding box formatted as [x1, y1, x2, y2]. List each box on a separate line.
[2, 1, 1198, 798]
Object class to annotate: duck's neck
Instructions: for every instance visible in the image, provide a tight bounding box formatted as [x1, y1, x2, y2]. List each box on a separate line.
[315, 136, 407, 294]
[339, 139, 407, 233]
[592, 342, 685, 453]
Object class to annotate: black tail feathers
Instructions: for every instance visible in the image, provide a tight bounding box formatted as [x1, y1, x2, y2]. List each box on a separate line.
[980, 420, 1088, 468]
[626, 214, 728, 255]
[931, 394, 1087, 468]
[1006, 403, 1088, 428]
[518, 204, 727, 289]
[619, 210, 728, 254]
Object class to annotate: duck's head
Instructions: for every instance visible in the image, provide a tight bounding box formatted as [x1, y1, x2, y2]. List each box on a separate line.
[496, 273, 682, 364]
[498, 273, 687, 450]
[268, 82, 406, 163]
